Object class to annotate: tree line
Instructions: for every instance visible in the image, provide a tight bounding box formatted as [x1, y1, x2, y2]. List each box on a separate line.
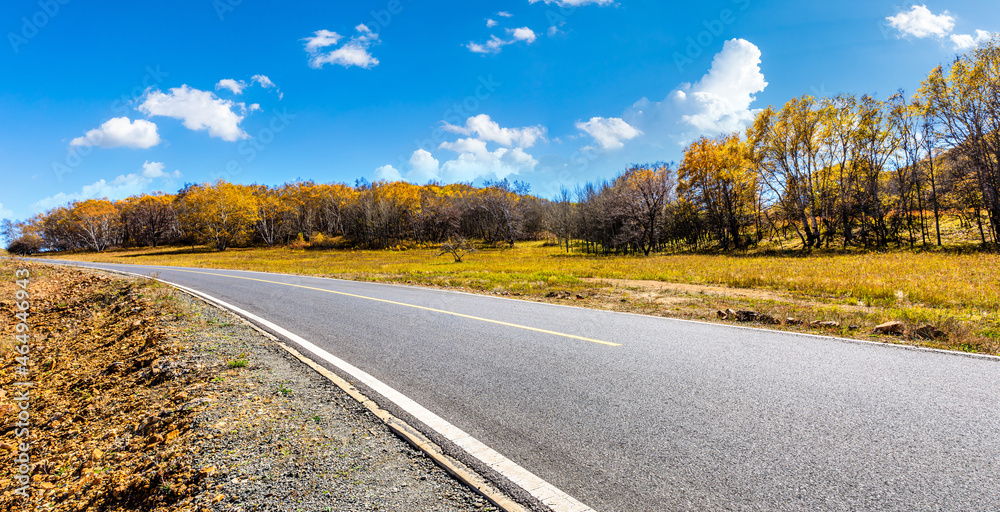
[2, 179, 552, 253]
[4, 39, 1000, 255]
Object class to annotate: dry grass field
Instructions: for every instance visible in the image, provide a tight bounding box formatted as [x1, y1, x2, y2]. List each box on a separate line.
[27, 241, 1000, 355]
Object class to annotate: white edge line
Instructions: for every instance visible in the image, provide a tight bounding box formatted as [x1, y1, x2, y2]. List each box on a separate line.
[63, 262, 597, 512]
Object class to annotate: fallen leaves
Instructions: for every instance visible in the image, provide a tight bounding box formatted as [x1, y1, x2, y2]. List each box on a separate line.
[0, 262, 212, 510]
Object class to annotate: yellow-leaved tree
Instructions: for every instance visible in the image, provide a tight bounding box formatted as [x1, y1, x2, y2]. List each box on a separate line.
[179, 181, 259, 251]
[679, 134, 760, 250]
[70, 199, 119, 252]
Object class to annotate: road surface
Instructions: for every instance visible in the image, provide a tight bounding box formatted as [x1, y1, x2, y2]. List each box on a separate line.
[27, 259, 1000, 511]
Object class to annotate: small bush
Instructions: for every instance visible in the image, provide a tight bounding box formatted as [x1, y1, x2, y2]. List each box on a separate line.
[6, 236, 42, 256]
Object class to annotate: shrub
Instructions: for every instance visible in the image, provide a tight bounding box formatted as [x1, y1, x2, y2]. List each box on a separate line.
[6, 236, 42, 256]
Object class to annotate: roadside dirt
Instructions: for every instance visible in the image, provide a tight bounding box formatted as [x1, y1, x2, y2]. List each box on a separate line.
[0, 261, 498, 511]
[581, 277, 871, 313]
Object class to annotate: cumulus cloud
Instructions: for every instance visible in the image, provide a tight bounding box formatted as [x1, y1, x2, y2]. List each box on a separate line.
[140, 160, 181, 179]
[886, 6, 993, 52]
[510, 27, 537, 43]
[374, 164, 403, 182]
[622, 38, 767, 145]
[467, 27, 538, 54]
[216, 79, 247, 94]
[576, 117, 642, 150]
[407, 149, 441, 183]
[443, 114, 546, 147]
[887, 5, 955, 39]
[438, 139, 539, 182]
[305, 25, 380, 69]
[372, 150, 443, 184]
[951, 29, 992, 50]
[32, 162, 181, 212]
[497, 11, 513, 18]
[675, 38, 768, 133]
[486, 19, 498, 28]
[375, 116, 544, 183]
[138, 85, 248, 142]
[70, 117, 161, 149]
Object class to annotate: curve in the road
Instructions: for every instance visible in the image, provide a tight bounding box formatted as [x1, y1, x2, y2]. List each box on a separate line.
[22, 258, 1000, 512]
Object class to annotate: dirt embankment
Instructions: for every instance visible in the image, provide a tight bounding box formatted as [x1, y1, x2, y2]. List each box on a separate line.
[0, 262, 497, 511]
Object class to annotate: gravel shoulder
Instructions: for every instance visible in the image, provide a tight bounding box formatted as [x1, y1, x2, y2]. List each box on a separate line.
[0, 261, 499, 511]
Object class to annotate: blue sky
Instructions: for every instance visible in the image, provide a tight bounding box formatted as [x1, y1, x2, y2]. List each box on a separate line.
[1, 0, 998, 221]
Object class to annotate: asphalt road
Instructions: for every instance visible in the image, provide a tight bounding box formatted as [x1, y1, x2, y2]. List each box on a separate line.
[29, 259, 1000, 511]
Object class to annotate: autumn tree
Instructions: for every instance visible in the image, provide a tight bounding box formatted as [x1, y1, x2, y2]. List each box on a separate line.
[920, 36, 1000, 245]
[179, 181, 259, 250]
[251, 185, 293, 246]
[615, 163, 675, 255]
[679, 136, 759, 250]
[470, 179, 529, 248]
[69, 199, 120, 251]
[119, 193, 179, 247]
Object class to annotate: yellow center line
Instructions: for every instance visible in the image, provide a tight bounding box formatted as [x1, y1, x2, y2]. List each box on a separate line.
[162, 268, 621, 347]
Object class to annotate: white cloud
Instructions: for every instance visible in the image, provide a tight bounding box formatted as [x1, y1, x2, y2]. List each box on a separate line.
[486, 19, 498, 28]
[408, 149, 441, 183]
[576, 117, 642, 150]
[138, 85, 248, 142]
[443, 114, 546, 147]
[468, 36, 507, 54]
[887, 5, 955, 39]
[467, 27, 538, 54]
[675, 38, 768, 134]
[32, 162, 182, 212]
[372, 150, 443, 184]
[497, 11, 513, 18]
[374, 164, 403, 182]
[510, 27, 537, 43]
[605, 38, 767, 150]
[376, 116, 544, 184]
[216, 78, 247, 94]
[528, 0, 613, 6]
[303, 29, 342, 53]
[217, 75, 280, 98]
[951, 29, 992, 50]
[252, 74, 276, 89]
[140, 160, 181, 179]
[438, 139, 538, 182]
[70, 117, 161, 149]
[305, 25, 380, 69]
